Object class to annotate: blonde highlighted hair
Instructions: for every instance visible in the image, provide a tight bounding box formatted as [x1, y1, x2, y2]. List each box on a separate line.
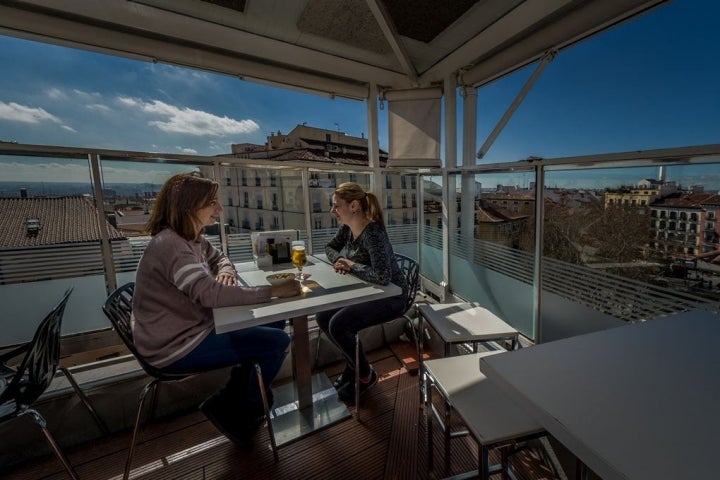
[333, 182, 385, 229]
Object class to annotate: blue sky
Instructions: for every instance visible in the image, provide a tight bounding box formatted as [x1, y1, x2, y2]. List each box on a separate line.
[0, 0, 718, 185]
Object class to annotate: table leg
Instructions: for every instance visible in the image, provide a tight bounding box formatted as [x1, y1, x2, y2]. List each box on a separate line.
[291, 315, 313, 410]
[268, 314, 351, 447]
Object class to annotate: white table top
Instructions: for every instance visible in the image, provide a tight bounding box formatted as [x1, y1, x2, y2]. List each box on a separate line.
[479, 310, 720, 480]
[214, 256, 402, 333]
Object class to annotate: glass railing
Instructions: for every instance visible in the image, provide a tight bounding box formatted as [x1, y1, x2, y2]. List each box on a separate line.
[2, 143, 720, 354]
[0, 147, 420, 351]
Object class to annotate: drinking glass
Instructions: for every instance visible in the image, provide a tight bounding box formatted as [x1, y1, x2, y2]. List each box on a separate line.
[291, 240, 307, 279]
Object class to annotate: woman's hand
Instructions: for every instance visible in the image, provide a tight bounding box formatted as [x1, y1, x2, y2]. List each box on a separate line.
[333, 258, 355, 274]
[271, 278, 302, 298]
[215, 272, 238, 286]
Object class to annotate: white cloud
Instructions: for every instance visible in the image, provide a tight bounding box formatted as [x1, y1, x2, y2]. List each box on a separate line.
[72, 89, 101, 100]
[0, 101, 63, 124]
[177, 147, 198, 154]
[117, 98, 259, 137]
[46, 88, 68, 100]
[61, 125, 77, 133]
[86, 103, 112, 113]
[117, 96, 138, 107]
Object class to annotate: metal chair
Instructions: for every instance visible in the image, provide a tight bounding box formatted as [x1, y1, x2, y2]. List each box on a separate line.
[0, 288, 97, 480]
[352, 253, 421, 416]
[102, 282, 276, 480]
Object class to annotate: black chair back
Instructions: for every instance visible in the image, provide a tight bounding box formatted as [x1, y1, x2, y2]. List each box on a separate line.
[0, 288, 73, 411]
[394, 253, 420, 315]
[102, 282, 187, 380]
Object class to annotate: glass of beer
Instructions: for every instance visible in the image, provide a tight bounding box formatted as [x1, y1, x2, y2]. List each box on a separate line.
[291, 240, 307, 279]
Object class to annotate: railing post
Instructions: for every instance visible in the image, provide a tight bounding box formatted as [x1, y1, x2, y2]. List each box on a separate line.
[88, 152, 117, 294]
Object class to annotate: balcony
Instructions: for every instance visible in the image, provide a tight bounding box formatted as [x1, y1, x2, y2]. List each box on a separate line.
[3, 142, 720, 478]
[0, 1, 718, 478]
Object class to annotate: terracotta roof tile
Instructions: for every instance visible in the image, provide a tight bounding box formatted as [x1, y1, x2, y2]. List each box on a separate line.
[0, 196, 124, 248]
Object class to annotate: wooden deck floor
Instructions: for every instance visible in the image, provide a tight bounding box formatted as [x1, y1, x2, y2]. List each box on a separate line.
[3, 345, 559, 480]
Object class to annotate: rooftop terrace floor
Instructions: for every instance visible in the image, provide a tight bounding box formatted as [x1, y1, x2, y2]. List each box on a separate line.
[3, 344, 559, 480]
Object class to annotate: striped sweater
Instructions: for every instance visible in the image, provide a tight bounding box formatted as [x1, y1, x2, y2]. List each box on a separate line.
[131, 228, 271, 368]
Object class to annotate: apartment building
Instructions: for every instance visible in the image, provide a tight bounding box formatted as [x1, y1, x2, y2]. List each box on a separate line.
[212, 124, 417, 232]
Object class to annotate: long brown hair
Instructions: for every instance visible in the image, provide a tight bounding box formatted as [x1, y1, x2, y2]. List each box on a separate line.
[333, 182, 385, 229]
[146, 172, 219, 241]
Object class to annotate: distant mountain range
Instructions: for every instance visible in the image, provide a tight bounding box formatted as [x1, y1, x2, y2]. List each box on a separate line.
[0, 181, 163, 198]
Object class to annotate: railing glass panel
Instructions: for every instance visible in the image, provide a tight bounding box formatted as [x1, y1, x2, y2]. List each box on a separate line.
[447, 170, 537, 339]
[0, 155, 103, 344]
[540, 162, 720, 341]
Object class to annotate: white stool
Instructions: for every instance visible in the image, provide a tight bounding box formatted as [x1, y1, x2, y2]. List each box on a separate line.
[423, 351, 544, 479]
[417, 303, 519, 367]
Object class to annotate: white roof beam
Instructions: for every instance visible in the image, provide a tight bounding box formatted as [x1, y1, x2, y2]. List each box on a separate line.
[458, 0, 668, 88]
[365, 0, 419, 86]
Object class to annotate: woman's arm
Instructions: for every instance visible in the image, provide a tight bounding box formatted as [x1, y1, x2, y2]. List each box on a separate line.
[349, 225, 393, 285]
[162, 235, 270, 308]
[325, 225, 348, 263]
[204, 238, 237, 285]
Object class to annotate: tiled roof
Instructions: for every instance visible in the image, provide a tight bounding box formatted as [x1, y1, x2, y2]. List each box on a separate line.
[0, 196, 125, 248]
[476, 199, 528, 222]
[651, 193, 715, 208]
[267, 148, 388, 167]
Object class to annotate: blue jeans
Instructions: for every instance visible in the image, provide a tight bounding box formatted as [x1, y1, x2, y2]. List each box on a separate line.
[163, 320, 289, 407]
[316, 295, 405, 378]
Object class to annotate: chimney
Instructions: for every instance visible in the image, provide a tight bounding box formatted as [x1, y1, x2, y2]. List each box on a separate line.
[26, 218, 40, 236]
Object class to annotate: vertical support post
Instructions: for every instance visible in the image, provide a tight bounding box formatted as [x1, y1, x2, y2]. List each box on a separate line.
[461, 86, 478, 241]
[88, 152, 117, 294]
[212, 161, 229, 256]
[367, 83, 381, 196]
[533, 164, 545, 343]
[441, 75, 458, 300]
